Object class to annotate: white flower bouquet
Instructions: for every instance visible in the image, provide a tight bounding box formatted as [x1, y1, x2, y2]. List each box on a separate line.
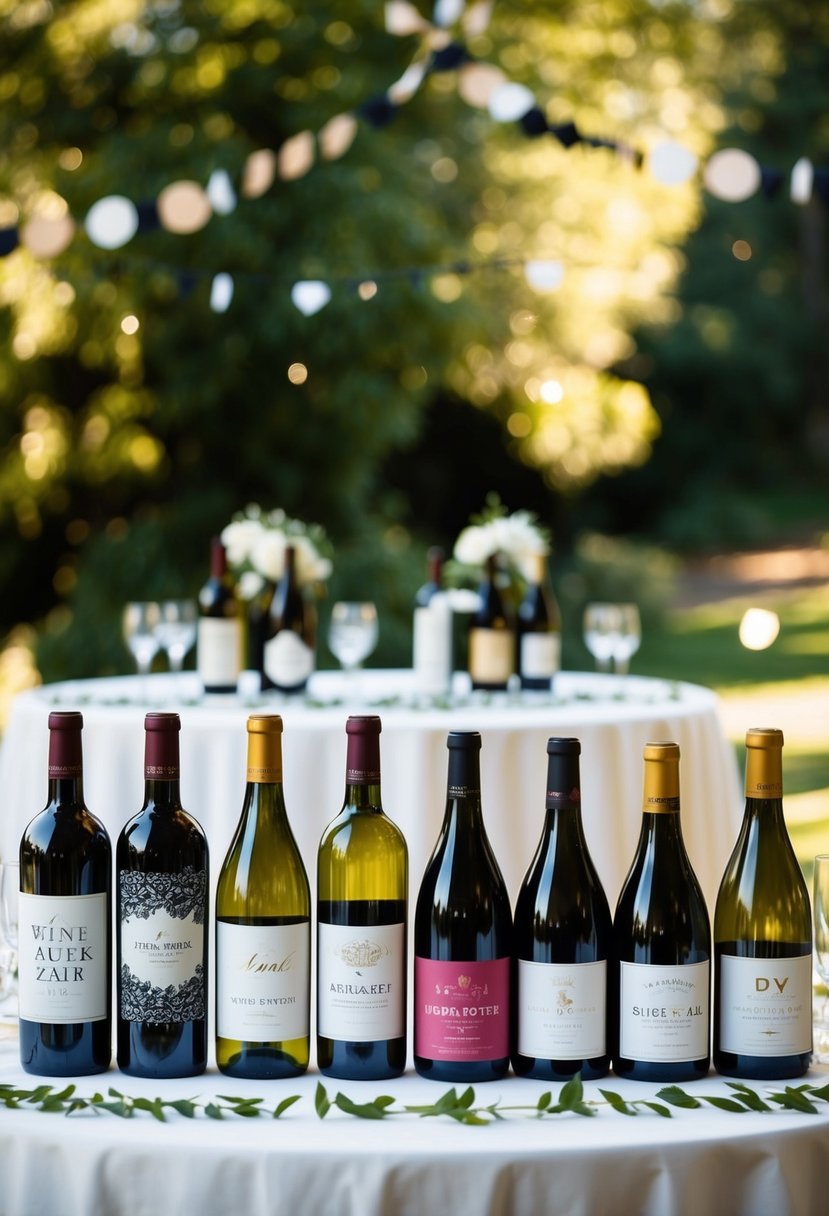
[452, 496, 550, 583]
[221, 505, 333, 597]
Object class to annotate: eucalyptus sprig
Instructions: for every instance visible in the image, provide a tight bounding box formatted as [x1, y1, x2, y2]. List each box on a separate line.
[3, 1074, 829, 1124]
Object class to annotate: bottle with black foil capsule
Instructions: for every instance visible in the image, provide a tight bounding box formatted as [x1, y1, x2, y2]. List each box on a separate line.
[263, 545, 315, 694]
[468, 554, 514, 691]
[414, 732, 512, 1082]
[517, 554, 561, 692]
[198, 537, 242, 694]
[714, 728, 812, 1079]
[317, 716, 408, 1079]
[613, 742, 710, 1082]
[18, 712, 111, 1076]
[216, 714, 310, 1078]
[513, 738, 612, 1080]
[117, 713, 209, 1078]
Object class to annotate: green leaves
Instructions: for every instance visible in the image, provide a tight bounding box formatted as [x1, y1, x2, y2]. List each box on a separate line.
[0, 1082, 302, 1121]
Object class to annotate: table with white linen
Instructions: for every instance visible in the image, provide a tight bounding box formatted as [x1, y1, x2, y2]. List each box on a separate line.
[1, 1034, 827, 1216]
[0, 671, 741, 909]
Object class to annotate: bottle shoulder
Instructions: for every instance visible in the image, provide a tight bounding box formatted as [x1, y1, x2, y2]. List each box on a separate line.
[319, 805, 408, 854]
[21, 804, 112, 856]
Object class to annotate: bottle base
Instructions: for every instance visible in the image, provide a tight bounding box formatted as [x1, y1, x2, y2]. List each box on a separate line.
[613, 1058, 710, 1083]
[217, 1045, 308, 1080]
[414, 1056, 510, 1083]
[713, 1051, 812, 1081]
[317, 1037, 406, 1082]
[511, 1055, 609, 1082]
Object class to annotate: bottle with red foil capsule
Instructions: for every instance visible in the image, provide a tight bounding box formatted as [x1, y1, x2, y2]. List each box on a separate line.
[18, 711, 111, 1076]
[116, 712, 209, 1077]
[414, 731, 512, 1082]
[316, 715, 408, 1079]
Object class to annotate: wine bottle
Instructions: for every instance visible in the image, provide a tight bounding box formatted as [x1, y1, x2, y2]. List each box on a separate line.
[413, 547, 452, 696]
[117, 712, 209, 1078]
[713, 727, 812, 1079]
[18, 711, 111, 1077]
[613, 741, 710, 1082]
[513, 738, 612, 1080]
[197, 537, 242, 694]
[317, 715, 408, 1079]
[414, 731, 512, 1082]
[263, 544, 316, 694]
[468, 553, 514, 691]
[517, 553, 561, 692]
[216, 714, 310, 1078]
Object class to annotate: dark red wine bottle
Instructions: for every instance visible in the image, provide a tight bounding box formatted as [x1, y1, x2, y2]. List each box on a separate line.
[116, 712, 209, 1078]
[18, 711, 111, 1076]
[262, 544, 315, 694]
[197, 537, 242, 693]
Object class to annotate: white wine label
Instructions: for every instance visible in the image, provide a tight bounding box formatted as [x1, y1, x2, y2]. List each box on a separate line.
[317, 922, 405, 1042]
[468, 628, 514, 684]
[264, 630, 314, 686]
[216, 921, 310, 1042]
[620, 960, 709, 1062]
[518, 959, 606, 1058]
[718, 953, 812, 1056]
[519, 633, 561, 680]
[197, 617, 242, 687]
[119, 868, 206, 1023]
[18, 892, 108, 1024]
[413, 601, 452, 694]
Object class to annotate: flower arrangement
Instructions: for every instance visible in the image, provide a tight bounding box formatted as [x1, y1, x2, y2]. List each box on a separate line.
[452, 495, 550, 581]
[221, 505, 333, 597]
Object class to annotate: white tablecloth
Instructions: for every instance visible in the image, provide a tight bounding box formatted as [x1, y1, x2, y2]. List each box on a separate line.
[1, 1035, 827, 1216]
[0, 671, 741, 910]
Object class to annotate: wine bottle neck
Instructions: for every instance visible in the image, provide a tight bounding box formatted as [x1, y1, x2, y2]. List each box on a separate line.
[46, 777, 86, 809]
[638, 808, 686, 853]
[744, 744, 783, 800]
[144, 778, 183, 808]
[743, 795, 787, 827]
[242, 779, 289, 824]
[445, 746, 483, 826]
[344, 725, 381, 808]
[343, 781, 383, 811]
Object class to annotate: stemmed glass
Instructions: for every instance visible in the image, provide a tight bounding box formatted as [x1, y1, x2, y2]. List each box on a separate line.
[813, 855, 829, 1062]
[327, 602, 378, 700]
[0, 860, 20, 1031]
[611, 604, 642, 675]
[154, 600, 198, 673]
[123, 601, 161, 676]
[583, 603, 622, 673]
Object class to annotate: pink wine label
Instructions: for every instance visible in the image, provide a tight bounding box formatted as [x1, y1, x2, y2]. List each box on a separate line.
[415, 957, 509, 1062]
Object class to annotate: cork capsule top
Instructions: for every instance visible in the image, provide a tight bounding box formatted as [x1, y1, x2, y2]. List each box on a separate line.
[48, 711, 83, 731]
[547, 737, 580, 756]
[447, 731, 482, 751]
[346, 715, 382, 736]
[643, 741, 680, 763]
[642, 741, 680, 812]
[746, 727, 784, 749]
[247, 714, 283, 735]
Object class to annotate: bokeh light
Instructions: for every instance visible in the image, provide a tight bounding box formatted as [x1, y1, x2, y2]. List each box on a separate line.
[739, 608, 781, 651]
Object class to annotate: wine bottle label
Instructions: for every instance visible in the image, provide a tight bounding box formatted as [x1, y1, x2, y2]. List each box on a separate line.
[317, 922, 405, 1042]
[216, 921, 310, 1042]
[619, 960, 709, 1062]
[718, 953, 812, 1055]
[18, 892, 108, 1025]
[414, 957, 509, 1062]
[517, 959, 606, 1058]
[119, 868, 206, 1023]
[468, 628, 513, 684]
[197, 617, 242, 687]
[263, 630, 314, 687]
[519, 632, 561, 680]
[413, 602, 452, 694]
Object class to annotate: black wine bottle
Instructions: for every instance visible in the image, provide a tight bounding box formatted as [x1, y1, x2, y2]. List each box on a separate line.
[468, 554, 514, 691]
[216, 714, 310, 1078]
[414, 731, 512, 1082]
[116, 712, 209, 1078]
[513, 738, 612, 1080]
[713, 728, 812, 1079]
[18, 711, 111, 1077]
[517, 554, 561, 692]
[613, 742, 711, 1082]
[262, 544, 316, 694]
[197, 537, 242, 694]
[317, 716, 408, 1080]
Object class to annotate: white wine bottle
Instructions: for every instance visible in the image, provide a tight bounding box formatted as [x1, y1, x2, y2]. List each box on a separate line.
[216, 714, 310, 1078]
[317, 716, 408, 1079]
[714, 728, 812, 1079]
[613, 742, 710, 1082]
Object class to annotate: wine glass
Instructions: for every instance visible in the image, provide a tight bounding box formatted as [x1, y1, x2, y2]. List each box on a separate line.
[155, 600, 198, 673]
[328, 602, 379, 698]
[123, 601, 161, 676]
[0, 860, 20, 1030]
[813, 855, 829, 1062]
[611, 603, 642, 675]
[582, 603, 622, 673]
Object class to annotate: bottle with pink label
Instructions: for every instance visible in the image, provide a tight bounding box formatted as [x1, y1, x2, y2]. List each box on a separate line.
[414, 731, 512, 1082]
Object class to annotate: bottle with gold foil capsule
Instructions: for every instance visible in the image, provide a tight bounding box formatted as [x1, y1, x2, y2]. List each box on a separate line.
[215, 715, 310, 1078]
[612, 742, 711, 1082]
[714, 728, 812, 1079]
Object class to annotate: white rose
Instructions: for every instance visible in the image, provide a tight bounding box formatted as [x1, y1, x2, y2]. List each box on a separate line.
[293, 535, 331, 586]
[251, 530, 287, 581]
[503, 511, 548, 563]
[454, 524, 498, 566]
[221, 519, 265, 567]
[237, 570, 266, 601]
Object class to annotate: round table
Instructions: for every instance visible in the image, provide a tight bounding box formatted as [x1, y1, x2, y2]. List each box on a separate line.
[0, 670, 741, 910]
[0, 1035, 826, 1216]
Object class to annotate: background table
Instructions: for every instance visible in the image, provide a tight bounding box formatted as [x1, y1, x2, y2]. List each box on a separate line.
[0, 1035, 826, 1216]
[0, 670, 741, 910]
